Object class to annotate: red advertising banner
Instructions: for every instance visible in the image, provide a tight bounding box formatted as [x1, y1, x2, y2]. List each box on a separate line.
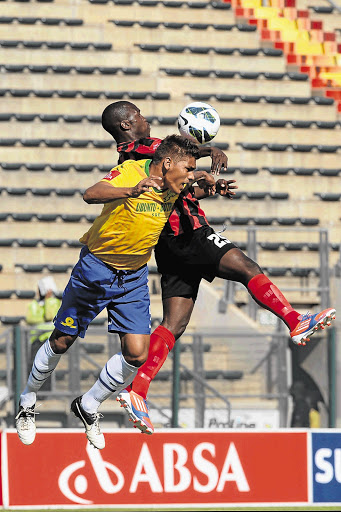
[4, 429, 308, 506]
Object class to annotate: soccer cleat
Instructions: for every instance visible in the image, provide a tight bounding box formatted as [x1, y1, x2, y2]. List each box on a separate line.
[290, 308, 336, 346]
[116, 389, 154, 435]
[15, 404, 37, 445]
[71, 396, 105, 449]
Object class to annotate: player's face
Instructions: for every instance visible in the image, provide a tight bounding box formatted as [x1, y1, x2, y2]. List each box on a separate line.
[164, 155, 196, 194]
[127, 108, 150, 138]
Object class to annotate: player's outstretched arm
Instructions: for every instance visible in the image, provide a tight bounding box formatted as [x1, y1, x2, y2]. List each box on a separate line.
[197, 146, 228, 175]
[83, 177, 162, 204]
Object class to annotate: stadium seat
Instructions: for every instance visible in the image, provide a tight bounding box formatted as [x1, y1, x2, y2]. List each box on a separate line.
[266, 267, 288, 277]
[314, 193, 341, 201]
[74, 164, 95, 172]
[16, 290, 36, 299]
[284, 243, 305, 251]
[11, 213, 35, 221]
[240, 167, 258, 174]
[290, 97, 310, 105]
[264, 96, 286, 104]
[237, 143, 263, 150]
[269, 192, 289, 200]
[214, 48, 235, 55]
[47, 264, 71, 273]
[31, 188, 53, 196]
[245, 192, 267, 200]
[267, 143, 289, 151]
[46, 42, 68, 49]
[0, 213, 10, 221]
[317, 145, 340, 153]
[17, 239, 40, 247]
[36, 213, 59, 221]
[0, 239, 15, 246]
[293, 168, 316, 176]
[266, 120, 287, 128]
[277, 217, 298, 225]
[290, 268, 315, 278]
[15, 114, 37, 121]
[50, 164, 71, 171]
[241, 119, 263, 127]
[286, 72, 309, 82]
[291, 144, 315, 152]
[259, 242, 281, 250]
[240, 95, 262, 103]
[61, 214, 84, 222]
[318, 169, 340, 177]
[0, 139, 17, 146]
[1, 163, 22, 170]
[16, 264, 45, 272]
[262, 48, 282, 56]
[307, 243, 319, 251]
[229, 217, 251, 225]
[0, 316, 24, 325]
[215, 71, 237, 78]
[300, 218, 319, 226]
[7, 187, 27, 195]
[264, 167, 291, 175]
[316, 121, 338, 129]
[55, 188, 79, 196]
[0, 291, 14, 299]
[67, 240, 83, 248]
[253, 217, 275, 225]
[42, 239, 64, 247]
[291, 121, 313, 128]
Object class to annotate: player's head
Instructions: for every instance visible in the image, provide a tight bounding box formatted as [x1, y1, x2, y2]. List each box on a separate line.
[102, 101, 150, 141]
[152, 134, 199, 194]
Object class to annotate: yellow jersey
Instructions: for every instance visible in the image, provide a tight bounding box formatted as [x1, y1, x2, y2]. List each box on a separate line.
[79, 159, 178, 270]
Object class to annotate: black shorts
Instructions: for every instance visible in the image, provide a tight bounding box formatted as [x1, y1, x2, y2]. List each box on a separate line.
[155, 225, 237, 301]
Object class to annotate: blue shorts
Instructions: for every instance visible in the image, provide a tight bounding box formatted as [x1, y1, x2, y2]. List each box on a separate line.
[54, 246, 151, 338]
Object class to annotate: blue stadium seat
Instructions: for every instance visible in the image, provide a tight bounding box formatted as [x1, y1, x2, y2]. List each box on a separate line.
[46, 41, 67, 49]
[0, 138, 18, 146]
[237, 142, 263, 150]
[286, 72, 309, 81]
[7, 187, 27, 195]
[69, 139, 91, 147]
[74, 164, 95, 172]
[240, 95, 262, 102]
[52, 65, 72, 73]
[15, 114, 36, 121]
[262, 48, 282, 56]
[61, 214, 84, 222]
[55, 188, 79, 196]
[241, 118, 263, 126]
[0, 239, 15, 246]
[45, 139, 67, 147]
[139, 21, 160, 28]
[69, 42, 91, 50]
[50, 164, 71, 171]
[4, 64, 25, 72]
[289, 97, 310, 104]
[263, 72, 285, 80]
[188, 46, 211, 54]
[0, 114, 12, 121]
[214, 47, 235, 55]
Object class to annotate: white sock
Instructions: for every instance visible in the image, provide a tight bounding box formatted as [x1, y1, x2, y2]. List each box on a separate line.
[20, 339, 61, 408]
[81, 352, 138, 414]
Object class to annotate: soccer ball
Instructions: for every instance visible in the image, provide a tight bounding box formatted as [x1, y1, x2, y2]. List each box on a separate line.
[177, 102, 220, 144]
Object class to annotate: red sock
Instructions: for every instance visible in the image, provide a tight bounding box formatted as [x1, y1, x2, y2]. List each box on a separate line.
[130, 325, 175, 399]
[247, 274, 300, 331]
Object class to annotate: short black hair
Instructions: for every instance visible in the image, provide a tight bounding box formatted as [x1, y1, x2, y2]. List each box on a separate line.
[152, 134, 200, 164]
[102, 101, 137, 138]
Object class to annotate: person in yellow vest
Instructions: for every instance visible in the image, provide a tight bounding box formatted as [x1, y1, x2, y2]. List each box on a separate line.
[26, 277, 61, 392]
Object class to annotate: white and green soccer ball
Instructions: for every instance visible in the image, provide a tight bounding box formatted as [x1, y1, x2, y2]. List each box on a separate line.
[177, 102, 220, 144]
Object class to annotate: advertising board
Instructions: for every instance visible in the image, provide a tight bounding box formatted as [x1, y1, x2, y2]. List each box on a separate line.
[3, 429, 307, 507]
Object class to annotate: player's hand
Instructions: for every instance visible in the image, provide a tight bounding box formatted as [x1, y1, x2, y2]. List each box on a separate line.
[196, 171, 216, 195]
[216, 179, 238, 198]
[210, 147, 228, 176]
[131, 177, 162, 197]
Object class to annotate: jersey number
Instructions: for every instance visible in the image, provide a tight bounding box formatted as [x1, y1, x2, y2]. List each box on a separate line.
[207, 233, 231, 248]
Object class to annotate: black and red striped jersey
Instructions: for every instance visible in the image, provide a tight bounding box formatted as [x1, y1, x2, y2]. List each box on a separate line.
[117, 137, 209, 236]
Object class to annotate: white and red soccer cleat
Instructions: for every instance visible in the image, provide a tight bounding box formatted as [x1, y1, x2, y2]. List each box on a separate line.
[290, 308, 336, 346]
[117, 389, 154, 435]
